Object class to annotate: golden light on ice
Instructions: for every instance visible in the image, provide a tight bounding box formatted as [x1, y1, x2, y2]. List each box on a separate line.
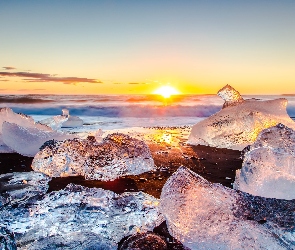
[153, 85, 180, 98]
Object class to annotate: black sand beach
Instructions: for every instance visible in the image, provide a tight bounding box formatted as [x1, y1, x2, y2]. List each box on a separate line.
[0, 127, 243, 249]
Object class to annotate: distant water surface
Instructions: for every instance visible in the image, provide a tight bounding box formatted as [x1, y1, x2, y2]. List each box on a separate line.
[0, 94, 295, 131]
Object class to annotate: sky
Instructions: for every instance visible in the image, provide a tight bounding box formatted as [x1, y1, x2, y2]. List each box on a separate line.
[0, 0, 294, 95]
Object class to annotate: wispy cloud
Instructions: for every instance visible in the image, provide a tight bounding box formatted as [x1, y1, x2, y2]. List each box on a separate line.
[128, 82, 146, 85]
[3, 66, 16, 70]
[0, 71, 103, 85]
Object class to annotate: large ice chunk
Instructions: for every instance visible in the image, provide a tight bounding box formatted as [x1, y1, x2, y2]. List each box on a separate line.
[160, 166, 295, 249]
[188, 85, 295, 150]
[39, 109, 83, 129]
[0, 172, 51, 207]
[2, 121, 75, 157]
[32, 133, 155, 181]
[0, 107, 52, 153]
[0, 107, 50, 132]
[0, 184, 163, 249]
[234, 124, 295, 199]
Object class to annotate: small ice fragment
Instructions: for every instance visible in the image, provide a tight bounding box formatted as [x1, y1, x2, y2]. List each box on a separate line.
[0, 227, 17, 250]
[62, 108, 69, 116]
[160, 166, 295, 249]
[217, 84, 244, 108]
[0, 184, 163, 248]
[95, 128, 104, 142]
[61, 115, 83, 128]
[0, 172, 51, 207]
[234, 124, 295, 199]
[32, 133, 155, 181]
[39, 109, 83, 129]
[2, 121, 75, 157]
[119, 232, 167, 250]
[188, 85, 295, 150]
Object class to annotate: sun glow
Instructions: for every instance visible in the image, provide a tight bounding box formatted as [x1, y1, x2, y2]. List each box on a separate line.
[153, 85, 180, 98]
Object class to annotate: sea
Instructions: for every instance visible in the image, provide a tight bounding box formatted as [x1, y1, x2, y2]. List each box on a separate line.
[1, 94, 295, 133]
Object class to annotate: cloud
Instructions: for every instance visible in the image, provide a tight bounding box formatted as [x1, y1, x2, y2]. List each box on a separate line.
[0, 79, 9, 82]
[3, 66, 16, 70]
[113, 82, 122, 84]
[0, 71, 103, 85]
[128, 82, 146, 85]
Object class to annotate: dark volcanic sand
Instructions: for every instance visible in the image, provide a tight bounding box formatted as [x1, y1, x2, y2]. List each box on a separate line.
[0, 138, 242, 249]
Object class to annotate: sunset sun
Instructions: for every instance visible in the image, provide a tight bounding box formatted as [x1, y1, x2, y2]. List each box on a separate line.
[153, 85, 180, 98]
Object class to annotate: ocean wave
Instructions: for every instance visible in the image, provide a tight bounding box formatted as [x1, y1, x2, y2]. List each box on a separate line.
[8, 104, 222, 118]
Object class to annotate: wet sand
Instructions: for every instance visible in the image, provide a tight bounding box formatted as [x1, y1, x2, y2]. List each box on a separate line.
[0, 145, 242, 197]
[0, 127, 243, 249]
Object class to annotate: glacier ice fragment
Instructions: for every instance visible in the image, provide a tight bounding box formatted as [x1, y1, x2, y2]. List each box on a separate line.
[0, 107, 52, 153]
[234, 124, 295, 199]
[32, 133, 155, 181]
[160, 166, 295, 249]
[188, 85, 295, 150]
[0, 172, 51, 207]
[217, 84, 244, 108]
[39, 109, 83, 129]
[2, 121, 75, 157]
[0, 184, 163, 248]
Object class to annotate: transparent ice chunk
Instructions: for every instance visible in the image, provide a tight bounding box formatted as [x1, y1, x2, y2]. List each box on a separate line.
[0, 108, 52, 153]
[0, 172, 51, 207]
[39, 109, 83, 129]
[188, 85, 295, 150]
[61, 115, 83, 128]
[0, 107, 50, 132]
[39, 115, 68, 130]
[217, 84, 244, 108]
[234, 124, 295, 199]
[0, 184, 163, 248]
[160, 166, 295, 249]
[32, 133, 155, 181]
[2, 121, 75, 157]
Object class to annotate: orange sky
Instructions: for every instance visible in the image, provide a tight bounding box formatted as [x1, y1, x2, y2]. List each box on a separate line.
[1, 1, 294, 95]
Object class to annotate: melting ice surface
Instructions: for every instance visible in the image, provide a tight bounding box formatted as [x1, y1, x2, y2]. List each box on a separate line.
[0, 184, 164, 249]
[0, 107, 51, 153]
[39, 108, 83, 130]
[32, 133, 155, 181]
[0, 107, 75, 156]
[2, 121, 75, 157]
[0, 172, 51, 207]
[160, 166, 295, 250]
[234, 123, 295, 200]
[188, 85, 295, 150]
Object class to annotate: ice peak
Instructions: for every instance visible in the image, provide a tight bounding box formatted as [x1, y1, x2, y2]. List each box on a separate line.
[217, 84, 244, 108]
[62, 108, 69, 116]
